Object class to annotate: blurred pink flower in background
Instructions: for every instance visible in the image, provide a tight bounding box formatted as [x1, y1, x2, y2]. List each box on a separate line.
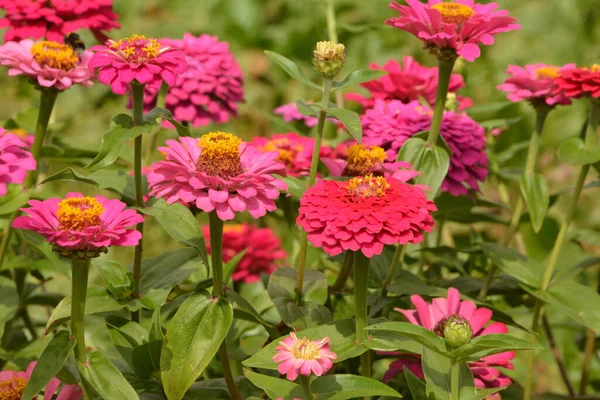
[274, 102, 320, 128]
[273, 332, 337, 381]
[0, 128, 36, 196]
[250, 133, 317, 178]
[556, 64, 600, 99]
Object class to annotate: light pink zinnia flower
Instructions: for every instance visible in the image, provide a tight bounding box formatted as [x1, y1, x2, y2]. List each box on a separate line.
[386, 0, 520, 62]
[0, 128, 36, 197]
[89, 34, 187, 95]
[274, 102, 320, 128]
[497, 64, 576, 107]
[0, 0, 119, 42]
[0, 361, 82, 399]
[383, 288, 514, 393]
[0, 39, 93, 91]
[273, 332, 337, 381]
[147, 132, 287, 221]
[250, 133, 317, 178]
[362, 99, 488, 196]
[13, 192, 144, 256]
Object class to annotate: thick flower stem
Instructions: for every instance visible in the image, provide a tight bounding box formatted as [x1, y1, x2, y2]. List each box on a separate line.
[381, 245, 404, 297]
[300, 375, 314, 400]
[450, 362, 460, 400]
[426, 59, 455, 147]
[541, 315, 575, 396]
[296, 79, 333, 298]
[71, 258, 93, 400]
[354, 251, 371, 379]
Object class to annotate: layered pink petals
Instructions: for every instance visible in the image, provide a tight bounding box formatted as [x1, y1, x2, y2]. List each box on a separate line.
[0, 361, 82, 400]
[274, 102, 320, 128]
[250, 133, 317, 178]
[556, 66, 600, 99]
[273, 333, 337, 381]
[386, 0, 520, 62]
[0, 129, 36, 196]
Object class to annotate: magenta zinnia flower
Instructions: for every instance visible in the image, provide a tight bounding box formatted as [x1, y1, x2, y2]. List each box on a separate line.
[13, 192, 143, 257]
[147, 132, 287, 221]
[556, 64, 600, 100]
[250, 133, 317, 178]
[0, 361, 82, 399]
[386, 0, 519, 62]
[0, 39, 93, 91]
[383, 288, 514, 393]
[273, 332, 337, 381]
[297, 175, 436, 257]
[362, 99, 488, 196]
[0, 129, 36, 196]
[274, 102, 320, 128]
[202, 223, 286, 283]
[0, 0, 119, 42]
[89, 34, 187, 95]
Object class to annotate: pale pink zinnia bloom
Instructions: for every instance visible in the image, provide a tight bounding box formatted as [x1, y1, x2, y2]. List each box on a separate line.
[0, 361, 82, 399]
[0, 39, 93, 91]
[386, 0, 520, 62]
[274, 103, 320, 128]
[250, 133, 317, 178]
[147, 132, 287, 221]
[273, 332, 337, 381]
[89, 34, 187, 95]
[497, 64, 576, 107]
[13, 192, 144, 255]
[383, 288, 514, 393]
[0, 128, 36, 196]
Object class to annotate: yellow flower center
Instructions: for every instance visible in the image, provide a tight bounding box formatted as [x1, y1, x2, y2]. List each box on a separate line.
[587, 64, 600, 73]
[263, 138, 303, 168]
[535, 67, 560, 79]
[345, 144, 386, 176]
[7, 129, 29, 139]
[291, 337, 321, 360]
[197, 132, 244, 178]
[30, 41, 78, 71]
[223, 224, 244, 234]
[57, 197, 104, 232]
[108, 34, 163, 62]
[347, 174, 390, 198]
[0, 377, 27, 400]
[431, 3, 475, 24]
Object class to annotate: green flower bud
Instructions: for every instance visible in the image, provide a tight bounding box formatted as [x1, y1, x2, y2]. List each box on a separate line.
[445, 92, 458, 111]
[312, 41, 346, 79]
[443, 315, 473, 347]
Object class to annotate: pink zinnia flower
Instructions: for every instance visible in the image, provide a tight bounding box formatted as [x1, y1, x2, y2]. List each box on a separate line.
[362, 99, 488, 196]
[0, 39, 93, 91]
[273, 332, 337, 381]
[13, 192, 144, 257]
[89, 34, 187, 95]
[274, 103, 320, 128]
[6, 128, 34, 147]
[0, 361, 82, 399]
[0, 0, 119, 42]
[386, 0, 520, 62]
[497, 64, 576, 107]
[0, 128, 36, 196]
[556, 64, 600, 100]
[250, 133, 317, 178]
[383, 288, 514, 394]
[147, 132, 287, 221]
[202, 223, 286, 283]
[297, 174, 436, 257]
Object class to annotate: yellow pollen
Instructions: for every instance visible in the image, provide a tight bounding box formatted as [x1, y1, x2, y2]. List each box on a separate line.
[347, 174, 390, 198]
[223, 224, 245, 234]
[345, 144, 386, 176]
[30, 41, 78, 71]
[291, 337, 321, 360]
[535, 67, 560, 79]
[143, 39, 161, 58]
[587, 64, 600, 73]
[431, 3, 475, 24]
[123, 46, 136, 57]
[0, 377, 27, 400]
[197, 132, 244, 178]
[263, 138, 303, 167]
[57, 197, 104, 232]
[7, 128, 29, 139]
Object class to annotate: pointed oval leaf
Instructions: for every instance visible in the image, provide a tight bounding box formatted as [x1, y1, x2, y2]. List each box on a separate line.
[422, 347, 476, 400]
[367, 321, 448, 355]
[399, 139, 450, 198]
[144, 107, 191, 137]
[311, 374, 402, 399]
[519, 173, 549, 233]
[558, 137, 600, 166]
[332, 69, 389, 91]
[326, 107, 362, 142]
[79, 350, 139, 400]
[264, 50, 322, 91]
[244, 369, 301, 400]
[132, 340, 163, 380]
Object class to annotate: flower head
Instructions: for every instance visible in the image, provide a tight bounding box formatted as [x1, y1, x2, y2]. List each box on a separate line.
[250, 133, 317, 178]
[313, 41, 346, 78]
[0, 39, 93, 91]
[297, 175, 436, 257]
[362, 99, 488, 196]
[497, 63, 576, 107]
[556, 64, 600, 100]
[273, 332, 337, 381]
[0, 0, 119, 42]
[0, 361, 82, 400]
[274, 103, 320, 128]
[442, 314, 473, 347]
[13, 193, 144, 259]
[386, 0, 520, 62]
[202, 223, 286, 283]
[147, 132, 287, 221]
[89, 34, 187, 95]
[0, 129, 36, 197]
[6, 128, 34, 147]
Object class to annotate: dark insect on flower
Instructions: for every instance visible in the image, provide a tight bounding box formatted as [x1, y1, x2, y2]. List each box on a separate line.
[64, 33, 86, 58]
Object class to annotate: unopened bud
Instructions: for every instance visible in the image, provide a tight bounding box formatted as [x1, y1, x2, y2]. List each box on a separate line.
[445, 92, 458, 111]
[313, 41, 346, 79]
[443, 315, 473, 347]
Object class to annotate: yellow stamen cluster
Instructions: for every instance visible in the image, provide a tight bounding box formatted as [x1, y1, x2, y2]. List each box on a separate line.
[431, 3, 475, 24]
[0, 377, 27, 400]
[109, 34, 163, 62]
[197, 132, 244, 178]
[313, 41, 346, 62]
[7, 128, 29, 139]
[345, 144, 386, 176]
[223, 224, 244, 234]
[587, 64, 600, 73]
[57, 197, 104, 232]
[263, 138, 303, 167]
[290, 336, 321, 360]
[535, 67, 560, 79]
[30, 41, 78, 71]
[347, 174, 390, 198]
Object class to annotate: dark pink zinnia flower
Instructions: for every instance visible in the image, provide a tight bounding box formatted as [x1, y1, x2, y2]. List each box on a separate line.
[383, 288, 514, 394]
[297, 175, 436, 258]
[0, 0, 119, 42]
[273, 332, 337, 381]
[202, 223, 286, 283]
[147, 132, 287, 221]
[386, 0, 520, 62]
[497, 64, 576, 107]
[0, 361, 82, 399]
[250, 133, 317, 178]
[362, 99, 488, 196]
[0, 128, 36, 196]
[556, 64, 600, 100]
[89, 34, 187, 95]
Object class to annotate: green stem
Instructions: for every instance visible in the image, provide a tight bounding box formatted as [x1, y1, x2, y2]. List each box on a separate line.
[450, 362, 460, 400]
[25, 89, 58, 187]
[331, 251, 353, 294]
[381, 245, 404, 297]
[326, 0, 338, 44]
[580, 328, 596, 395]
[300, 375, 314, 400]
[354, 251, 371, 379]
[426, 59, 455, 147]
[0, 211, 19, 269]
[71, 258, 93, 400]
[218, 342, 242, 400]
[280, 194, 296, 231]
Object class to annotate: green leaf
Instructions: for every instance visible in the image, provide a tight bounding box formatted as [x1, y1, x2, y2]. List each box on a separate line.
[85, 114, 155, 171]
[405, 368, 428, 399]
[399, 138, 450, 198]
[558, 137, 600, 166]
[326, 107, 362, 142]
[278, 175, 307, 199]
[144, 107, 191, 137]
[94, 260, 133, 299]
[132, 340, 163, 380]
[0, 185, 30, 215]
[272, 298, 332, 330]
[225, 289, 277, 330]
[520, 173, 549, 233]
[19, 230, 69, 277]
[311, 374, 402, 399]
[536, 282, 600, 331]
[480, 243, 544, 288]
[477, 387, 507, 400]
[106, 316, 147, 366]
[223, 250, 247, 283]
[139, 248, 199, 294]
[296, 100, 321, 117]
[422, 347, 476, 400]
[0, 277, 18, 338]
[79, 350, 139, 400]
[367, 322, 448, 355]
[161, 291, 233, 400]
[149, 309, 164, 341]
[332, 69, 388, 91]
[452, 334, 541, 361]
[243, 369, 301, 400]
[264, 50, 322, 91]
